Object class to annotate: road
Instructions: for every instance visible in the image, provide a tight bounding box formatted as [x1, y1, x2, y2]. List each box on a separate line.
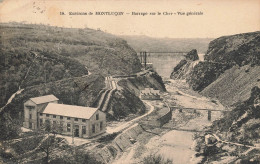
[106, 100, 155, 134]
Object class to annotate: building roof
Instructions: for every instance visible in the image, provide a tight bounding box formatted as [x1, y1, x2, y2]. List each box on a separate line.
[140, 88, 160, 94]
[42, 103, 99, 119]
[30, 95, 59, 105]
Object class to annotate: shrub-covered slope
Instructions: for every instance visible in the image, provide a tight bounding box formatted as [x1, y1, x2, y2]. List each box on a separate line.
[0, 22, 142, 108]
[211, 87, 260, 145]
[204, 87, 260, 163]
[0, 23, 150, 141]
[0, 50, 88, 108]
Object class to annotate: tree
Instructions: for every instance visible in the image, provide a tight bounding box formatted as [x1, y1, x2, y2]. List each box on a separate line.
[38, 120, 64, 163]
[0, 113, 21, 141]
[143, 154, 172, 164]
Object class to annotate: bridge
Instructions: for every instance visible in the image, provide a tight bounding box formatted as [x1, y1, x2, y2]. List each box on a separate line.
[170, 106, 230, 121]
[139, 51, 188, 69]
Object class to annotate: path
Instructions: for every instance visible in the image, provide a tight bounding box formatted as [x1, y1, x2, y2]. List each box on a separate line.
[106, 101, 155, 134]
[212, 134, 260, 149]
[113, 79, 225, 164]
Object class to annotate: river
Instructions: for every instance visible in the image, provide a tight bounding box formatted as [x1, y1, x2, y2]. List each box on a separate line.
[113, 78, 225, 164]
[147, 53, 204, 78]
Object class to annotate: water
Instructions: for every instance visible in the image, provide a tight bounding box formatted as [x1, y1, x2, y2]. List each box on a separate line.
[144, 53, 205, 78]
[146, 53, 184, 78]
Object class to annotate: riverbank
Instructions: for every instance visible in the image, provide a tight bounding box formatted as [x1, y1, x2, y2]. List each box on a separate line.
[112, 79, 225, 163]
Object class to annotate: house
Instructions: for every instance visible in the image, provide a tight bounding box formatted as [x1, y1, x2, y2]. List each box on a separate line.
[140, 88, 161, 100]
[23, 95, 59, 130]
[23, 95, 106, 138]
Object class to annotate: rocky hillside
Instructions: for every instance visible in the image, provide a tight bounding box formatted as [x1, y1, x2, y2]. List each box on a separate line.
[202, 65, 260, 106]
[170, 49, 200, 79]
[117, 69, 166, 96]
[197, 87, 260, 163]
[171, 31, 260, 106]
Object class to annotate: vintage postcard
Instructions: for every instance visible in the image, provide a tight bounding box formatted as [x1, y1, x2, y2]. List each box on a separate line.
[0, 0, 259, 163]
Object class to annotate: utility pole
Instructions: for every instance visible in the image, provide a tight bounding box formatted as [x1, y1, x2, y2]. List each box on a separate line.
[72, 119, 74, 144]
[144, 51, 147, 69]
[140, 52, 143, 64]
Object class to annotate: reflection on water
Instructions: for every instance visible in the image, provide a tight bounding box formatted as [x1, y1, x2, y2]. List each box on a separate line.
[144, 53, 204, 78]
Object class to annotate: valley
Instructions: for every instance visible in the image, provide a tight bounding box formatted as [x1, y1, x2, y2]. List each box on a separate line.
[0, 23, 259, 164]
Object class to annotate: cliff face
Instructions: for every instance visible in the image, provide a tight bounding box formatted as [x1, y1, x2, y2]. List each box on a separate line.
[170, 49, 200, 80]
[205, 87, 260, 163]
[171, 31, 260, 106]
[188, 31, 260, 92]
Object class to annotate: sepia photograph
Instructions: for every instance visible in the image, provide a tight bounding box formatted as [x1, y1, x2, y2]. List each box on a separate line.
[0, 0, 259, 163]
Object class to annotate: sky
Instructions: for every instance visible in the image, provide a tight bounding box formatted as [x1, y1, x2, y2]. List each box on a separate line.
[0, 0, 259, 38]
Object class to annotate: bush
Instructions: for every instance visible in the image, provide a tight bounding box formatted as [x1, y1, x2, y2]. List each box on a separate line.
[143, 154, 172, 164]
[97, 132, 119, 143]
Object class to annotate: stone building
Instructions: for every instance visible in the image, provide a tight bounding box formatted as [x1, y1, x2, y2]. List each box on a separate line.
[23, 95, 106, 138]
[140, 88, 161, 100]
[23, 95, 59, 130]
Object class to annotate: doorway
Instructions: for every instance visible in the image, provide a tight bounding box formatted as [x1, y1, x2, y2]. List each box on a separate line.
[74, 125, 79, 137]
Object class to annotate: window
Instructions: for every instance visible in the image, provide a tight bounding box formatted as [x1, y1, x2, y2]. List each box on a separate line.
[59, 122, 64, 132]
[40, 113, 43, 116]
[67, 123, 71, 132]
[82, 119, 86, 122]
[92, 124, 95, 133]
[29, 122, 32, 129]
[60, 116, 63, 120]
[100, 122, 103, 131]
[26, 106, 34, 110]
[53, 115, 56, 118]
[67, 117, 70, 120]
[29, 114, 32, 119]
[45, 120, 51, 131]
[96, 114, 99, 120]
[40, 119, 43, 126]
[74, 118, 78, 121]
[82, 126, 86, 135]
[46, 114, 50, 117]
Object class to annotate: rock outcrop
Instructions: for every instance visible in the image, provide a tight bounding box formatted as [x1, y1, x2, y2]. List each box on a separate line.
[170, 49, 200, 79]
[186, 49, 199, 61]
[171, 31, 260, 106]
[206, 87, 260, 163]
[187, 31, 260, 92]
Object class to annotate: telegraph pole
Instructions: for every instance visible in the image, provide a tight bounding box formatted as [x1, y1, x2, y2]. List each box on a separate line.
[144, 51, 147, 69]
[140, 52, 143, 64]
[72, 119, 74, 144]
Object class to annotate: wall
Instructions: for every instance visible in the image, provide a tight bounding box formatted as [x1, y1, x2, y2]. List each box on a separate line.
[23, 100, 37, 129]
[39, 109, 106, 138]
[88, 110, 107, 138]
